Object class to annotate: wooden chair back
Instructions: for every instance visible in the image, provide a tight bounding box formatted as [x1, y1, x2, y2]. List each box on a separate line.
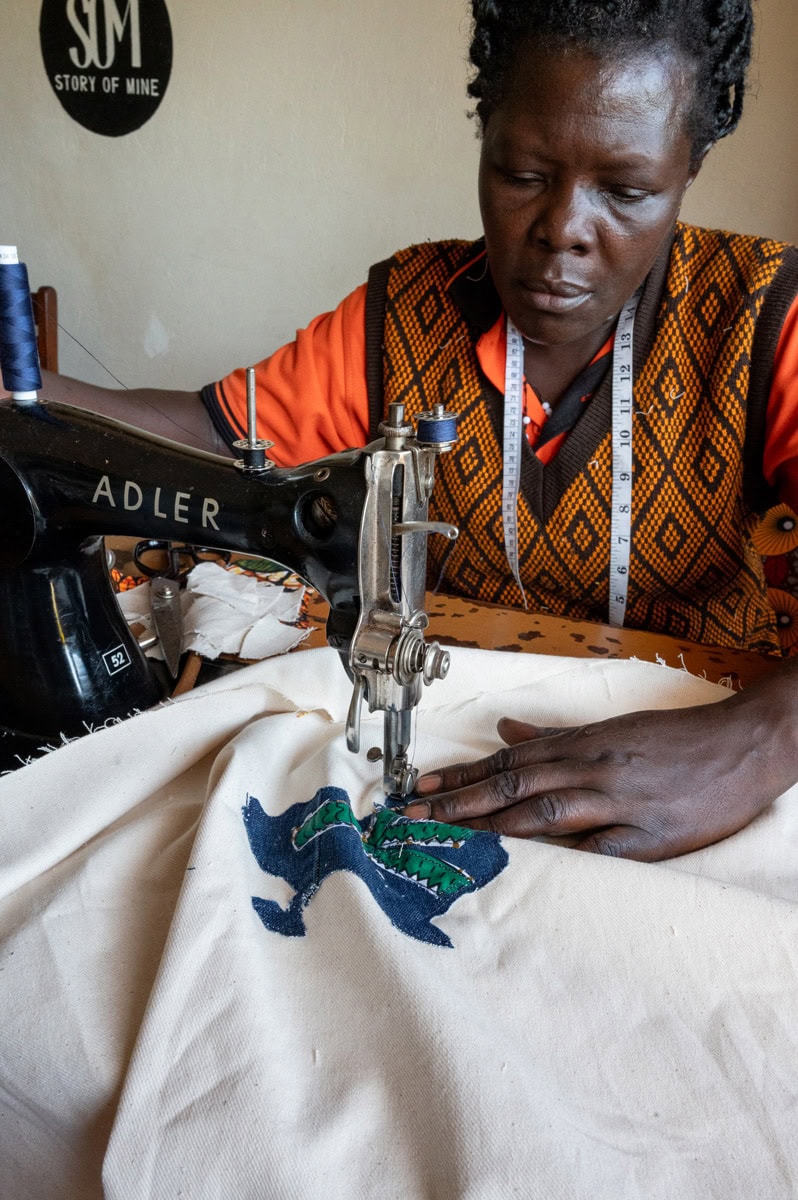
[30, 285, 58, 373]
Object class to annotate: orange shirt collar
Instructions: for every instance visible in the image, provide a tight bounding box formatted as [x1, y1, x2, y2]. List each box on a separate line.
[477, 315, 615, 452]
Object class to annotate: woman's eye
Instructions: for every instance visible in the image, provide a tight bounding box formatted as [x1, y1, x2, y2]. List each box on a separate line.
[606, 187, 651, 204]
[500, 170, 544, 188]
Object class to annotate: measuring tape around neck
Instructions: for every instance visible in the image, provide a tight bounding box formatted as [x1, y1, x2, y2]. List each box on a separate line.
[607, 289, 641, 627]
[502, 320, 528, 607]
[503, 287, 641, 627]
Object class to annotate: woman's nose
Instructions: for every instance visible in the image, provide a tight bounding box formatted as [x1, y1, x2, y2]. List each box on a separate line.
[529, 184, 593, 253]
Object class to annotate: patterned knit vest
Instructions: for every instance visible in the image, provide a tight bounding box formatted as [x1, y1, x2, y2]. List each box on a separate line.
[365, 225, 798, 653]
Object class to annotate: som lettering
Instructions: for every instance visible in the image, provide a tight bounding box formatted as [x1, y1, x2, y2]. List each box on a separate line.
[67, 0, 141, 70]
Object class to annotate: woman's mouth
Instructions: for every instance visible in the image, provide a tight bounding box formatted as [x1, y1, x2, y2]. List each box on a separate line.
[519, 282, 591, 313]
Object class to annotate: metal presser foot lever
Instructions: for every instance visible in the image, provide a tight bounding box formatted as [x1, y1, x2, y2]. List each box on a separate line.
[345, 401, 459, 799]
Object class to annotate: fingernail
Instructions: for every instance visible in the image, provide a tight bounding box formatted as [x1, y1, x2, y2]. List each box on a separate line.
[415, 774, 441, 795]
[401, 801, 431, 820]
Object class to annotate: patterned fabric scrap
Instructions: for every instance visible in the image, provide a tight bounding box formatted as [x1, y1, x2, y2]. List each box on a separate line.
[243, 787, 509, 948]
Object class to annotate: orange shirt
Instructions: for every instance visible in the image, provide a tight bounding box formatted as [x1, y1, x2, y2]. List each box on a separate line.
[209, 282, 798, 509]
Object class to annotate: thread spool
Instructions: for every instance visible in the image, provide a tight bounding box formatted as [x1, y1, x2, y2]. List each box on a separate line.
[0, 246, 41, 399]
[416, 406, 458, 447]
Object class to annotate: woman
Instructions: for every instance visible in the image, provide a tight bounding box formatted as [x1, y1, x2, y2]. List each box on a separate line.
[25, 0, 798, 860]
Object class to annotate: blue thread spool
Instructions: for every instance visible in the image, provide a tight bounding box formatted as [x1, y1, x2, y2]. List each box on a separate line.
[0, 246, 42, 397]
[416, 405, 458, 447]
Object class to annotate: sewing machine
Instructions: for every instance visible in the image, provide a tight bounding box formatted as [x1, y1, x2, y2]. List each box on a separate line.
[0, 385, 458, 792]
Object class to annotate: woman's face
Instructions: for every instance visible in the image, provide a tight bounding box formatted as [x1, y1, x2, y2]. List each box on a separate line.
[479, 43, 699, 349]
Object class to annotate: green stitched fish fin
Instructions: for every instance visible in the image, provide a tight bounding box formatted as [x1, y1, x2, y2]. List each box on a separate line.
[293, 799, 360, 849]
[370, 809, 475, 848]
[366, 842, 475, 896]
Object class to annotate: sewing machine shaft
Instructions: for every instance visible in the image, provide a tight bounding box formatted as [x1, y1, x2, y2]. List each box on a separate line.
[347, 402, 458, 796]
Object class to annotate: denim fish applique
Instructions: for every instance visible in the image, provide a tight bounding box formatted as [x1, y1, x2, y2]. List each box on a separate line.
[243, 787, 509, 948]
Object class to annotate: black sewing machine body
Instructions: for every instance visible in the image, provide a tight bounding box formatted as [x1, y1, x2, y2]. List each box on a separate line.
[0, 395, 456, 786]
[0, 397, 365, 756]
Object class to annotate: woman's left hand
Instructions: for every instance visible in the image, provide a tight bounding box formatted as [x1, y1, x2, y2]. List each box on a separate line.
[401, 668, 798, 861]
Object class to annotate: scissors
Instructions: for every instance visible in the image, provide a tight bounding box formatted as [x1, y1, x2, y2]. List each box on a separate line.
[131, 540, 231, 582]
[132, 541, 231, 679]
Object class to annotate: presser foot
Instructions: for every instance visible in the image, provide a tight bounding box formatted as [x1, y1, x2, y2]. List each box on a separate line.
[384, 755, 418, 801]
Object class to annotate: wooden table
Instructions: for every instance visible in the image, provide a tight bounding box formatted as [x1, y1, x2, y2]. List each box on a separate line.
[107, 538, 780, 692]
[301, 590, 779, 690]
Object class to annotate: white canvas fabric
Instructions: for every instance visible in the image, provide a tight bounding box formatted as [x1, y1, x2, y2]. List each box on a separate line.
[1, 647, 797, 1199]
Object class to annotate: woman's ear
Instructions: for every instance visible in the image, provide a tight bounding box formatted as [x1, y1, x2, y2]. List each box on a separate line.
[686, 143, 713, 188]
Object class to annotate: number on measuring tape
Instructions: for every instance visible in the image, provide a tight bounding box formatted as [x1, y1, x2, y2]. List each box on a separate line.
[607, 287, 641, 627]
[502, 320, 528, 606]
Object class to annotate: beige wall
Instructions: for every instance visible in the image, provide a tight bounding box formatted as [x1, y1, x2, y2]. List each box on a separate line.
[1, 0, 795, 393]
[680, 0, 798, 239]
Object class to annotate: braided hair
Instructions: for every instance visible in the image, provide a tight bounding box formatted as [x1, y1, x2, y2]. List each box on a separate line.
[468, 0, 753, 162]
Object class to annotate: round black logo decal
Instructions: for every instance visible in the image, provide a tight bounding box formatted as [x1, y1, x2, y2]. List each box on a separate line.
[40, 0, 173, 137]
